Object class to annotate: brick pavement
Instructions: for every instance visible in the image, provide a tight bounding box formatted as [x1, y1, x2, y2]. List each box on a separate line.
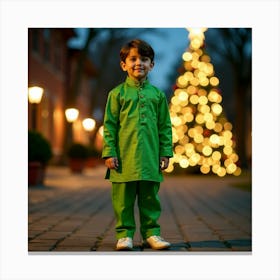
[28, 165, 251, 253]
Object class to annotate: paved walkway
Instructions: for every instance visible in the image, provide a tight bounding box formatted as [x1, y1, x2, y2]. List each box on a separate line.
[28, 165, 251, 253]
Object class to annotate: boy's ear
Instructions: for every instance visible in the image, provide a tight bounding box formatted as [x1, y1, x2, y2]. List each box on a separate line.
[120, 61, 127, 71]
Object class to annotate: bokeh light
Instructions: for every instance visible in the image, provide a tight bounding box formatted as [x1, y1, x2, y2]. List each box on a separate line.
[167, 28, 241, 177]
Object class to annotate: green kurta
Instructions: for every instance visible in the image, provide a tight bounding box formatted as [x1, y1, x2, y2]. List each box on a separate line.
[102, 77, 173, 182]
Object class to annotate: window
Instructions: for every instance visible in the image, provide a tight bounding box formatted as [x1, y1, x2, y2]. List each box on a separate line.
[43, 28, 51, 62]
[54, 45, 62, 71]
[31, 29, 39, 53]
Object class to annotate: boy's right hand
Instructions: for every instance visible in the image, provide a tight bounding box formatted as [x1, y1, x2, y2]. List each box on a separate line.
[105, 157, 119, 170]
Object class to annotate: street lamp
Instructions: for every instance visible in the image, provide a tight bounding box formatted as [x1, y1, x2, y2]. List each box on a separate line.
[82, 118, 96, 145]
[65, 108, 79, 145]
[65, 108, 79, 123]
[28, 86, 44, 130]
[82, 118, 96, 132]
[98, 125, 104, 136]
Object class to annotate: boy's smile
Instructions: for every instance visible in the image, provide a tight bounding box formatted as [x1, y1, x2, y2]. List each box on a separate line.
[120, 48, 154, 83]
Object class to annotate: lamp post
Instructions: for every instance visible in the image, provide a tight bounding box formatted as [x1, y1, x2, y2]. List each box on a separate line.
[65, 108, 79, 145]
[82, 118, 96, 145]
[28, 86, 44, 130]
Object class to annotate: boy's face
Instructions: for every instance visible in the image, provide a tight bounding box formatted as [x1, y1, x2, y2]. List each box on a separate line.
[120, 48, 154, 82]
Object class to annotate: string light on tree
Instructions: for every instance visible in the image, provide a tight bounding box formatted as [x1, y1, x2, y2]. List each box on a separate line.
[165, 28, 241, 177]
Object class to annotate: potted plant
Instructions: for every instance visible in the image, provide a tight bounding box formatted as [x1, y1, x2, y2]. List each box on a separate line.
[28, 130, 52, 186]
[86, 145, 102, 167]
[67, 142, 89, 173]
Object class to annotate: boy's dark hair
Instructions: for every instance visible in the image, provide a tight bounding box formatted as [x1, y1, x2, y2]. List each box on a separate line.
[120, 39, 155, 62]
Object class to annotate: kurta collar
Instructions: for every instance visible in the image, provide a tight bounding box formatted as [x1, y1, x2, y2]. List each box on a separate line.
[125, 77, 149, 88]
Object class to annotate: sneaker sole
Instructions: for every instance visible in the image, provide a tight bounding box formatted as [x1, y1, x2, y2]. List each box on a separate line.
[116, 246, 133, 251]
[142, 242, 171, 250]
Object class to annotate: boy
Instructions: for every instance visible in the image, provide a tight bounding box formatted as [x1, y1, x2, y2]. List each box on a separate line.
[102, 39, 173, 250]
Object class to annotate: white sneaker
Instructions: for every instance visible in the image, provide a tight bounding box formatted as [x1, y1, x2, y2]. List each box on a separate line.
[144, 236, 171, 250]
[116, 237, 133, 251]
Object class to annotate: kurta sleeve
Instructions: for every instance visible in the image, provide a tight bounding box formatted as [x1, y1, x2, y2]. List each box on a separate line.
[102, 90, 120, 159]
[158, 92, 173, 158]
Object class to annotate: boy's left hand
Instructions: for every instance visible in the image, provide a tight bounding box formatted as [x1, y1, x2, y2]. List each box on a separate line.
[160, 157, 169, 170]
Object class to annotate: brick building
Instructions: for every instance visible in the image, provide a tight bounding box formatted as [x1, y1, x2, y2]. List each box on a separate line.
[28, 28, 97, 164]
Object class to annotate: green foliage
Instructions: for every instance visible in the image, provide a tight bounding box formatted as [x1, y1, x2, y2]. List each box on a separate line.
[28, 130, 52, 164]
[67, 143, 89, 159]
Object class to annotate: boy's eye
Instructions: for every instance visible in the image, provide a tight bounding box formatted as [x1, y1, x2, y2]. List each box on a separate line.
[128, 56, 149, 62]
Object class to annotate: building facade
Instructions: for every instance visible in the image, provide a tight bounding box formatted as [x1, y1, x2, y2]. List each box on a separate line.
[28, 28, 97, 164]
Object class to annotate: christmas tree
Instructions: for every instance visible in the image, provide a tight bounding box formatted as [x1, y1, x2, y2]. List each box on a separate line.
[165, 28, 241, 177]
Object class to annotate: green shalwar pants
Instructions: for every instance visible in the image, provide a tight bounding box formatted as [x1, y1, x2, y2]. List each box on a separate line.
[112, 181, 161, 240]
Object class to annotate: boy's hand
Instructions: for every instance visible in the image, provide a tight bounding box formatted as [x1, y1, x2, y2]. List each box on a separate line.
[160, 157, 169, 170]
[105, 157, 119, 170]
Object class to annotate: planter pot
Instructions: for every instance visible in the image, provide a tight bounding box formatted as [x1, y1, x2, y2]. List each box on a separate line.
[69, 158, 86, 173]
[28, 161, 45, 186]
[86, 157, 102, 168]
